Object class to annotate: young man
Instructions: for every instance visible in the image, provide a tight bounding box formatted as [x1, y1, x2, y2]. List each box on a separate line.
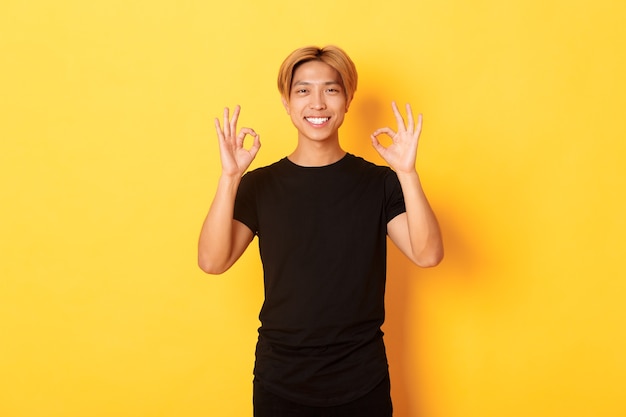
[198, 45, 443, 416]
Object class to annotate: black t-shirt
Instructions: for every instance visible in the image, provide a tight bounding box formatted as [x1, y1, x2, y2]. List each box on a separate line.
[233, 153, 406, 406]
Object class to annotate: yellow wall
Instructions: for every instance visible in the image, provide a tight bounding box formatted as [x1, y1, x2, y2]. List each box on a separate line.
[1, 1, 625, 416]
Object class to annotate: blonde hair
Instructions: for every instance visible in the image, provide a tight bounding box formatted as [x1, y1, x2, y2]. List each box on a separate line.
[277, 45, 358, 103]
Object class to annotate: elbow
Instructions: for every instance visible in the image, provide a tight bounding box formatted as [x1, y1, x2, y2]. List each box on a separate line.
[197, 256, 228, 275]
[414, 247, 444, 268]
[415, 256, 443, 268]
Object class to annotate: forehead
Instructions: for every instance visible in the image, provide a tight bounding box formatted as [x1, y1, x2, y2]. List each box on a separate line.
[291, 60, 342, 85]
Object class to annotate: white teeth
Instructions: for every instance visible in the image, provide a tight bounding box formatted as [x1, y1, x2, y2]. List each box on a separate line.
[306, 117, 329, 125]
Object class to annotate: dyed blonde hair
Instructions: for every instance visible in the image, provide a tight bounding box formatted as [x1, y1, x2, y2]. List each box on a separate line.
[277, 45, 358, 103]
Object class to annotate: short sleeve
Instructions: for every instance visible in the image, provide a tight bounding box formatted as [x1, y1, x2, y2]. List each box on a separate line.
[233, 171, 259, 234]
[384, 169, 406, 223]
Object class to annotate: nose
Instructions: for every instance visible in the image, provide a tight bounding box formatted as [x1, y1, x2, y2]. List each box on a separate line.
[309, 90, 326, 110]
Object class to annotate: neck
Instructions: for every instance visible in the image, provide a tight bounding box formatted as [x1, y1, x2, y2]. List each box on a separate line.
[288, 141, 346, 167]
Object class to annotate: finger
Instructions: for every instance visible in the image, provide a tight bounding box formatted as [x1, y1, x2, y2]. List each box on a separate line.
[370, 133, 386, 155]
[222, 107, 231, 138]
[230, 105, 241, 134]
[249, 132, 261, 159]
[391, 101, 406, 132]
[214, 117, 225, 140]
[415, 113, 423, 138]
[236, 127, 256, 148]
[405, 103, 414, 132]
[371, 127, 396, 140]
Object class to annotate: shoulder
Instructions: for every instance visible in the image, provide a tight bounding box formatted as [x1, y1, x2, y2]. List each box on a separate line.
[345, 153, 397, 178]
[242, 158, 289, 181]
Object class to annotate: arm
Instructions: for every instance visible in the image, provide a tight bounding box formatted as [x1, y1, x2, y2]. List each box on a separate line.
[198, 106, 261, 274]
[371, 102, 443, 267]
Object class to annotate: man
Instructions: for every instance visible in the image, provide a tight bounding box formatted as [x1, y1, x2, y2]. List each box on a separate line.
[198, 45, 443, 416]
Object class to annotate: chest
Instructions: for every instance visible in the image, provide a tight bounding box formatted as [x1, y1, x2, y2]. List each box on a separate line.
[258, 174, 384, 234]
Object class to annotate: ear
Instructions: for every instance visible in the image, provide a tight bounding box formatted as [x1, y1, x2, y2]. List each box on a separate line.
[281, 97, 290, 115]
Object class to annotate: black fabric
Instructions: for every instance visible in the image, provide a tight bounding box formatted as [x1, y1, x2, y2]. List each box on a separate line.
[253, 373, 393, 417]
[234, 153, 406, 407]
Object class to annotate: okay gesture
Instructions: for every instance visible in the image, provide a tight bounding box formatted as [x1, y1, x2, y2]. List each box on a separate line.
[214, 105, 261, 178]
[371, 102, 422, 174]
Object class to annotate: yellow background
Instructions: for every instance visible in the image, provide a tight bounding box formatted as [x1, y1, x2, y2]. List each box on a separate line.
[1, 0, 625, 416]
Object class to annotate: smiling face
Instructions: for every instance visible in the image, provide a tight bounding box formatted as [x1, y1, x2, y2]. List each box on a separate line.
[282, 60, 351, 144]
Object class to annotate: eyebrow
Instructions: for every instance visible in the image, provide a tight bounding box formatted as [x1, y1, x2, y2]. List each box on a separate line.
[292, 80, 342, 87]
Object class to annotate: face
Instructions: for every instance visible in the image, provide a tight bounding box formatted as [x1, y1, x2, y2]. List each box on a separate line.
[282, 60, 351, 143]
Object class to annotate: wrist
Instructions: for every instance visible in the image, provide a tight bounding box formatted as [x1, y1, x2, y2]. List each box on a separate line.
[219, 170, 242, 180]
[395, 169, 419, 181]
[217, 172, 242, 190]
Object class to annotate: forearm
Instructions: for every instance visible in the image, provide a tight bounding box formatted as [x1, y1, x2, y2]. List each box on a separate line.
[396, 170, 444, 267]
[197, 174, 241, 274]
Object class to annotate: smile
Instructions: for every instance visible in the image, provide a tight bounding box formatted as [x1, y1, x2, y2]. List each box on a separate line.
[305, 117, 330, 125]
